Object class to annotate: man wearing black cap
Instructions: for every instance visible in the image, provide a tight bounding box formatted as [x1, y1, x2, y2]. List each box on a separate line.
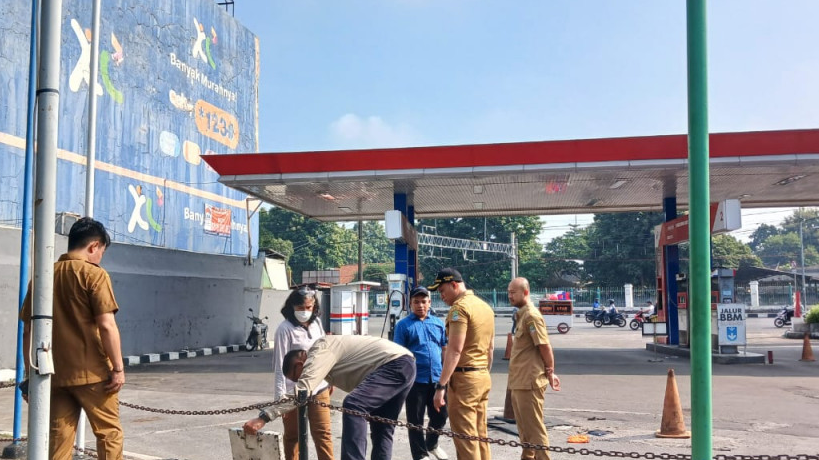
[393, 286, 450, 460]
[428, 268, 495, 460]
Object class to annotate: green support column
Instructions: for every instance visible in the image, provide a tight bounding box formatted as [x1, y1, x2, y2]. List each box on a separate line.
[686, 1, 712, 459]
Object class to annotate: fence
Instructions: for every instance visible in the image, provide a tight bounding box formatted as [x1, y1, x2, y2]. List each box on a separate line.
[367, 281, 819, 314]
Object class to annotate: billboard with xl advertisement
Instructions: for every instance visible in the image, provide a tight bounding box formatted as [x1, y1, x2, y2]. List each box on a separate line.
[0, 0, 259, 255]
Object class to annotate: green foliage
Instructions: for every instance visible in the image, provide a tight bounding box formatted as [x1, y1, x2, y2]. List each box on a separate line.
[583, 212, 665, 286]
[805, 306, 819, 324]
[748, 224, 780, 252]
[352, 263, 392, 287]
[536, 226, 590, 287]
[415, 216, 543, 289]
[711, 234, 762, 269]
[258, 207, 384, 284]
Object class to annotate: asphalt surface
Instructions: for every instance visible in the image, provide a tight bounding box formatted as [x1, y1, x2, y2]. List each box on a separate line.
[1, 316, 817, 459]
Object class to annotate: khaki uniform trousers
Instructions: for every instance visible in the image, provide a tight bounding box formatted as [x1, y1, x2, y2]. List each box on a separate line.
[281, 389, 334, 460]
[448, 370, 491, 460]
[50, 381, 123, 460]
[511, 386, 551, 460]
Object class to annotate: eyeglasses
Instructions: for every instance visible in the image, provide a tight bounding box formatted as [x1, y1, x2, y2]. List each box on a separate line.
[297, 287, 316, 298]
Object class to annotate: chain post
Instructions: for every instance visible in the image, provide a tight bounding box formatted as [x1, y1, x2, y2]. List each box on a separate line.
[298, 389, 308, 460]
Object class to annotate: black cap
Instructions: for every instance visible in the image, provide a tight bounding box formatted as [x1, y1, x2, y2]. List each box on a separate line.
[427, 268, 464, 291]
[410, 286, 430, 298]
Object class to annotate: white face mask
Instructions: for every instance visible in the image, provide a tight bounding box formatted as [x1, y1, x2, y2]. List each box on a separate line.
[294, 310, 312, 323]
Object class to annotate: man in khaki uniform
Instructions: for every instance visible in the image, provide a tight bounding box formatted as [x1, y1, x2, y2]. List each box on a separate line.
[507, 277, 561, 460]
[430, 268, 495, 460]
[21, 217, 125, 460]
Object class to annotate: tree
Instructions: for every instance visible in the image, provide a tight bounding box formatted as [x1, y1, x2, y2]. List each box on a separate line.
[755, 232, 819, 269]
[352, 221, 393, 264]
[583, 212, 665, 286]
[748, 224, 780, 252]
[711, 234, 762, 269]
[258, 207, 357, 283]
[415, 216, 543, 289]
[352, 263, 392, 287]
[531, 226, 591, 287]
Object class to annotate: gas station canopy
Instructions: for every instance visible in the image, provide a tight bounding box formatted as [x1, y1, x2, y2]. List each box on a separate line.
[204, 129, 819, 221]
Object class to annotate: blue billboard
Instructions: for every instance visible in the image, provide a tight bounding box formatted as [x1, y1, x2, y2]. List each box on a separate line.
[0, 0, 259, 256]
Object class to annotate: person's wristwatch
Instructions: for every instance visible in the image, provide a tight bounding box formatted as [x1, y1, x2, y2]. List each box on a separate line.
[258, 411, 272, 423]
[435, 382, 447, 391]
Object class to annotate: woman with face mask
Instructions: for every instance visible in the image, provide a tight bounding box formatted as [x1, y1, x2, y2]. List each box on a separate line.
[272, 287, 334, 460]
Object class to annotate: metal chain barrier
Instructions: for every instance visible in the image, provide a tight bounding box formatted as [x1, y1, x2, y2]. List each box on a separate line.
[0, 380, 16, 389]
[4, 395, 816, 460]
[308, 398, 819, 460]
[118, 395, 296, 416]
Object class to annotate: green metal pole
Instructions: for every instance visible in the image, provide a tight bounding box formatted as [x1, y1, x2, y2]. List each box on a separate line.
[686, 1, 712, 459]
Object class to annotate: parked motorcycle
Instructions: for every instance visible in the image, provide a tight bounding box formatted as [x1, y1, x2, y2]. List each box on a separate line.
[629, 310, 650, 331]
[245, 308, 269, 351]
[592, 309, 626, 328]
[773, 306, 794, 328]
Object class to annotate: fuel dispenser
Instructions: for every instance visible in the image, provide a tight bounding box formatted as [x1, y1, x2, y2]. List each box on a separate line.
[330, 281, 380, 335]
[676, 274, 690, 347]
[710, 268, 744, 354]
[386, 273, 408, 340]
[676, 268, 742, 352]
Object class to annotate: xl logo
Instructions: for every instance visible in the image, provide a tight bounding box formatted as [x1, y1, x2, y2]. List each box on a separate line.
[69, 18, 124, 103]
[128, 185, 163, 233]
[192, 17, 217, 70]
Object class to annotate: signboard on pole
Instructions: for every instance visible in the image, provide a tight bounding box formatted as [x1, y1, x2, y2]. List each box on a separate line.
[717, 304, 746, 346]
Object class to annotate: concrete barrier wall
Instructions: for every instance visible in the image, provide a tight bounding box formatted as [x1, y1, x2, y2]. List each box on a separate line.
[0, 225, 276, 368]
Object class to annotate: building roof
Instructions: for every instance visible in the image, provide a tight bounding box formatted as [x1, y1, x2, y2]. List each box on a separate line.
[204, 128, 819, 221]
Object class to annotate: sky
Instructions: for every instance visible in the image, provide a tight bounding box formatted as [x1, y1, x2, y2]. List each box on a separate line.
[231, 1, 819, 244]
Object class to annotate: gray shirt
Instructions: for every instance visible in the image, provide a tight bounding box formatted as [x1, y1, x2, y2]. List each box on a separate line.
[298, 335, 412, 394]
[262, 335, 412, 420]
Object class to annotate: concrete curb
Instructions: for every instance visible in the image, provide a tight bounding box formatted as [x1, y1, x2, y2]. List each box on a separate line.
[646, 343, 766, 364]
[125, 344, 248, 368]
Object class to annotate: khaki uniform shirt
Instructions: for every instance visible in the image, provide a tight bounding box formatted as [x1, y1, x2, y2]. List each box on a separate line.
[21, 253, 119, 387]
[445, 290, 495, 368]
[507, 301, 551, 390]
[296, 335, 412, 395]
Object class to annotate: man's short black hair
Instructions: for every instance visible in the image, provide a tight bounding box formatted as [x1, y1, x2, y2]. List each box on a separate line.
[67, 217, 111, 251]
[282, 349, 306, 377]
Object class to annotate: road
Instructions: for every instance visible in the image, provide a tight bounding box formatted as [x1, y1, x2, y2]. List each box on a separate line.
[1, 316, 817, 459]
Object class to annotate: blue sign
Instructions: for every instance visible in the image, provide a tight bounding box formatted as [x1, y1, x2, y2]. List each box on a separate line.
[726, 326, 737, 341]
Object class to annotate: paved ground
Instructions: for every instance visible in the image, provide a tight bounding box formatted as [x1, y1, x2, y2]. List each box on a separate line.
[2, 316, 817, 459]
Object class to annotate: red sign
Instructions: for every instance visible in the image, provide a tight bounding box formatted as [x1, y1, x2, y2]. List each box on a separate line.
[204, 205, 232, 235]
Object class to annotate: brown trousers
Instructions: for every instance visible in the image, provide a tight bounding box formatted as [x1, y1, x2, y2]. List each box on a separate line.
[50, 381, 123, 460]
[281, 389, 334, 460]
[448, 370, 491, 460]
[511, 387, 551, 460]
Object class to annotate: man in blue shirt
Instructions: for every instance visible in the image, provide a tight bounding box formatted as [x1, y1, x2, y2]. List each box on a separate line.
[393, 286, 449, 460]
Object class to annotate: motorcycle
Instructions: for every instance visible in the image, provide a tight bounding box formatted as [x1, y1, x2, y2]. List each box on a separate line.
[585, 309, 601, 323]
[629, 310, 650, 331]
[774, 306, 794, 328]
[245, 308, 269, 351]
[592, 309, 626, 328]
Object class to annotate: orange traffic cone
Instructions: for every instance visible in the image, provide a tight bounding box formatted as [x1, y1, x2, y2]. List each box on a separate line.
[503, 333, 513, 360]
[800, 333, 815, 362]
[655, 369, 691, 439]
[503, 388, 515, 420]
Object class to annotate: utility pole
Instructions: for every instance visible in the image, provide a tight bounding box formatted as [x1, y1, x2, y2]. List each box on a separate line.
[29, 1, 64, 458]
[800, 219, 806, 310]
[358, 220, 363, 281]
[510, 232, 517, 279]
